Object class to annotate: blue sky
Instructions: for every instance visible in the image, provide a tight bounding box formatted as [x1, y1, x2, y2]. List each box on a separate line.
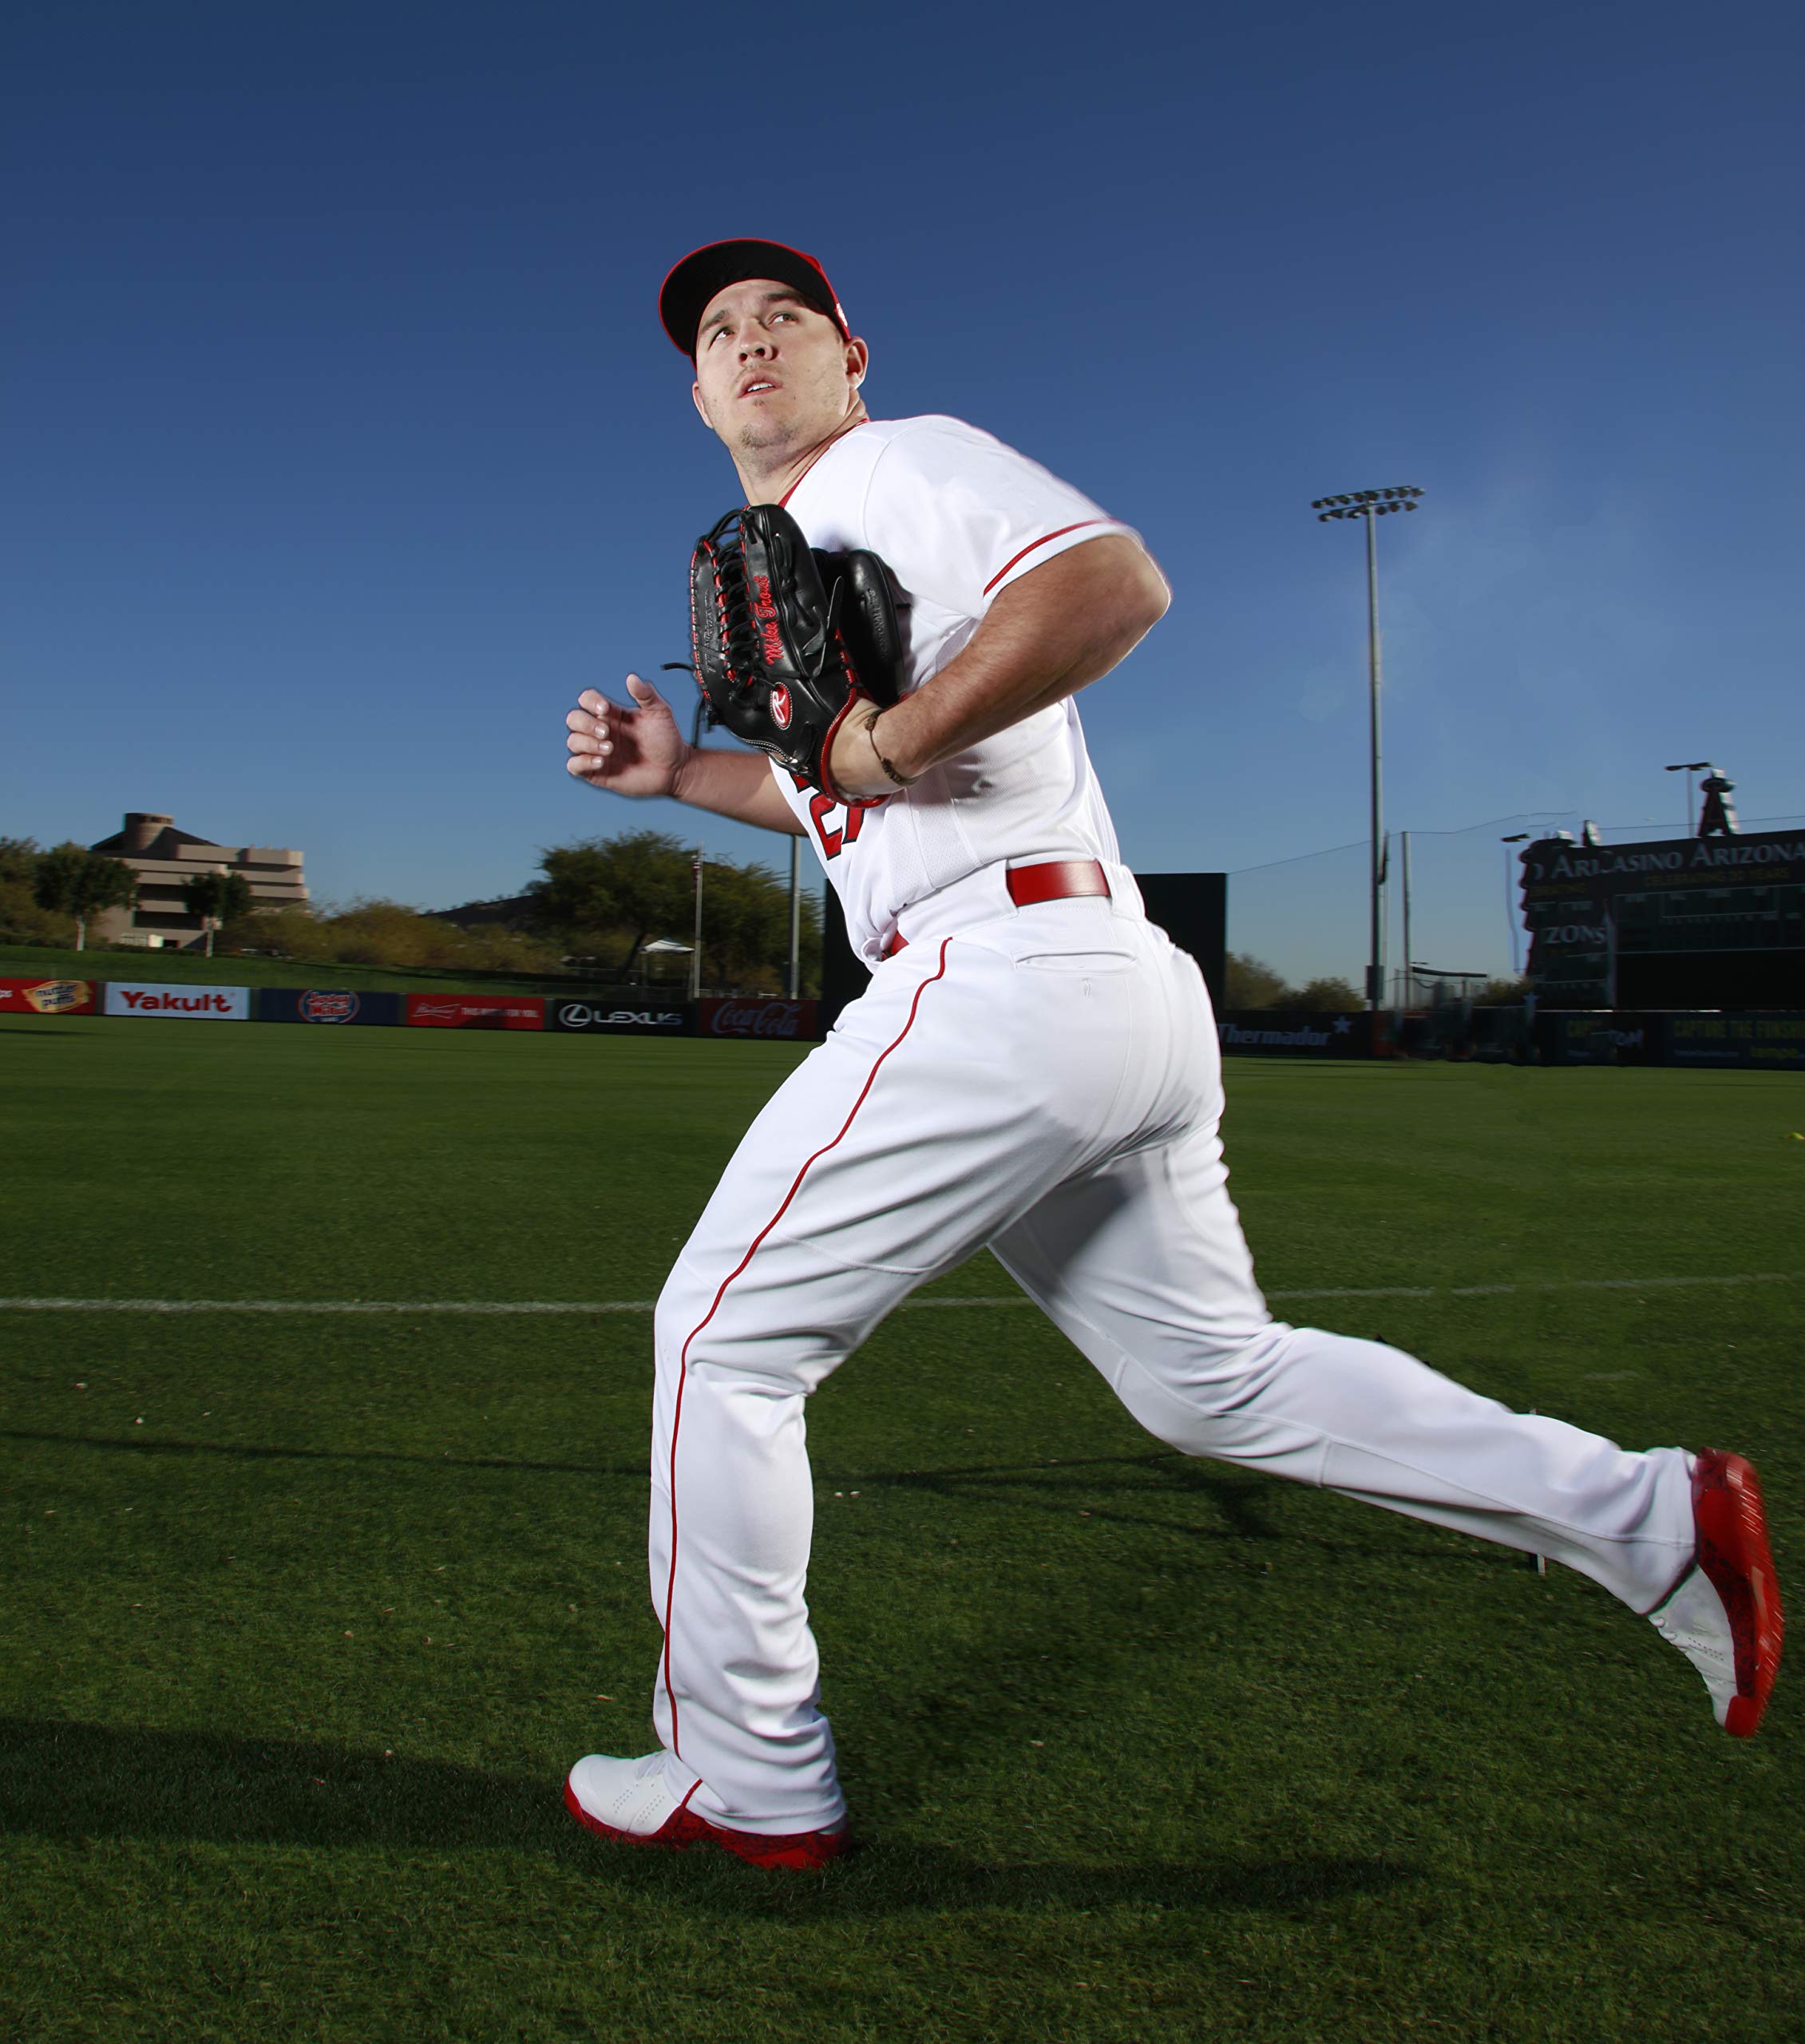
[4, 0, 1800, 984]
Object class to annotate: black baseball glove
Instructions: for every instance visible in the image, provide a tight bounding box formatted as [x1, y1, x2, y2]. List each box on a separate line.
[689, 503, 904, 803]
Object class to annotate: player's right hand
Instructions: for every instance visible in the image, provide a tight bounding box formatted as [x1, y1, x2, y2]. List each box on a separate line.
[565, 675, 691, 799]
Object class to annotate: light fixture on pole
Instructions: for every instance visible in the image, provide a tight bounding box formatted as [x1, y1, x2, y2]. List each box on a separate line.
[1500, 834, 1530, 976]
[1664, 761, 1711, 835]
[1310, 485, 1425, 1010]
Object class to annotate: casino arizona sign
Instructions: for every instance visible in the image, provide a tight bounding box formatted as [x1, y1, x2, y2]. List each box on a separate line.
[1537, 837, 1805, 882]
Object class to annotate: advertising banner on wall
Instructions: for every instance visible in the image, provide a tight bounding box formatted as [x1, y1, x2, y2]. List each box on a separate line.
[696, 997, 820, 1041]
[1217, 1012, 1372, 1057]
[405, 994, 545, 1030]
[104, 982, 249, 1020]
[1535, 1012, 1661, 1066]
[1664, 1012, 1805, 1071]
[0, 976, 97, 1015]
[546, 998, 692, 1036]
[254, 988, 405, 1026]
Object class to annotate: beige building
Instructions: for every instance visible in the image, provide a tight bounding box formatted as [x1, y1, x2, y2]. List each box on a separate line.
[88, 811, 309, 950]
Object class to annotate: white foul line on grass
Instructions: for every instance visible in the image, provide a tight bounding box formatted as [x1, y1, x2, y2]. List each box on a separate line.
[0, 1273, 1801, 1314]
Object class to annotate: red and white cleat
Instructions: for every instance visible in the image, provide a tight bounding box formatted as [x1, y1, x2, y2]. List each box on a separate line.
[564, 1753, 850, 1871]
[1649, 1449, 1784, 1737]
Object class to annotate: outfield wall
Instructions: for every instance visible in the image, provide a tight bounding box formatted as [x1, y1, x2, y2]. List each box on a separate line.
[7, 972, 1801, 1068]
[2, 976, 821, 1042]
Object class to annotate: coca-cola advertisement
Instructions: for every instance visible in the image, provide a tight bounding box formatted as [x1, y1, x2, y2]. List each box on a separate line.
[405, 994, 545, 1030]
[697, 997, 821, 1041]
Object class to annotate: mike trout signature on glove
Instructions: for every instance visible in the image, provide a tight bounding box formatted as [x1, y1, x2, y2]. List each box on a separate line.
[689, 503, 906, 805]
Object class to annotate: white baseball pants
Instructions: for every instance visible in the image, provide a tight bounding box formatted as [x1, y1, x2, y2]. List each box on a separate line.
[646, 873, 1696, 1834]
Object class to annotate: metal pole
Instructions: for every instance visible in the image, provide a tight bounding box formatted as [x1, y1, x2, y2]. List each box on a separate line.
[1365, 509, 1385, 1012]
[1506, 848, 1519, 976]
[787, 836, 801, 999]
[1400, 830, 1412, 1010]
[690, 848, 703, 1002]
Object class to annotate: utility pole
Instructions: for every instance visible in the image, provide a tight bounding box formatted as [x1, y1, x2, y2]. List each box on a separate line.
[690, 848, 703, 1002]
[787, 837, 802, 999]
[1399, 831, 1412, 1010]
[1310, 485, 1424, 1010]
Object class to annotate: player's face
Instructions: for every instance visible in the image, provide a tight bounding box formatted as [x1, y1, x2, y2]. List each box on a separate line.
[690, 279, 866, 458]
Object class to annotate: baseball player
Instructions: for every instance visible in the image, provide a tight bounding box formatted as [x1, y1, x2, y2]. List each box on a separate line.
[560, 239, 1782, 1870]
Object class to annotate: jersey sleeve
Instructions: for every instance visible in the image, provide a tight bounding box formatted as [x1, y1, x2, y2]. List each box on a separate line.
[858, 418, 1138, 620]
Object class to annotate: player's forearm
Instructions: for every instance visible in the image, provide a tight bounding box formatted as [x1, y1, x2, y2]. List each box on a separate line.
[867, 536, 1169, 786]
[671, 744, 805, 834]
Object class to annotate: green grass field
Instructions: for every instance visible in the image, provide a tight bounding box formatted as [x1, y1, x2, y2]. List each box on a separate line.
[3, 1016, 1801, 2042]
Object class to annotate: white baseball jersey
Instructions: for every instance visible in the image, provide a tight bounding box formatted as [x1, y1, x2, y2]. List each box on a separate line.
[771, 415, 1138, 964]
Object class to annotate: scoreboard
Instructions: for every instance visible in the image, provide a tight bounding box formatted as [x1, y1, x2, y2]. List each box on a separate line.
[1519, 830, 1805, 1008]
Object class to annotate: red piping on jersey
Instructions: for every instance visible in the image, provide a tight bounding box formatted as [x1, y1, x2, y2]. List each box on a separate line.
[659, 937, 954, 1757]
[777, 419, 869, 508]
[982, 519, 1114, 596]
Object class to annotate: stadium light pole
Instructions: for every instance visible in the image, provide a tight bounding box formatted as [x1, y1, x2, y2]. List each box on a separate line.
[1664, 760, 1711, 835]
[1311, 485, 1424, 1010]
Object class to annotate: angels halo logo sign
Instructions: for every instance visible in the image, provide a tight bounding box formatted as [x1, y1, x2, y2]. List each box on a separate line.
[770, 684, 792, 731]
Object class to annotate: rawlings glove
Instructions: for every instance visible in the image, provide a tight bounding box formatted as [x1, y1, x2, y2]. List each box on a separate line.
[689, 502, 904, 803]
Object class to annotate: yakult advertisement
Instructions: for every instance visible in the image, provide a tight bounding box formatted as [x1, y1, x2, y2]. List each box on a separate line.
[696, 997, 820, 1040]
[104, 982, 250, 1020]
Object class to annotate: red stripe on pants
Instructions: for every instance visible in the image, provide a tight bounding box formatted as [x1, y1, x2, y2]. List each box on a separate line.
[659, 939, 954, 1756]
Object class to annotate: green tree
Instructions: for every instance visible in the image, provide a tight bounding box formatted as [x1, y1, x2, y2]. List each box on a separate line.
[31, 843, 137, 951]
[698, 857, 824, 993]
[527, 832, 826, 993]
[1224, 952, 1295, 1010]
[1293, 975, 1364, 1012]
[526, 832, 695, 976]
[0, 838, 68, 945]
[180, 869, 254, 958]
[1472, 975, 1533, 1006]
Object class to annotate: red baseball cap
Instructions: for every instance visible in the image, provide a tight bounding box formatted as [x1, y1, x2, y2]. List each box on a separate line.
[659, 239, 849, 358]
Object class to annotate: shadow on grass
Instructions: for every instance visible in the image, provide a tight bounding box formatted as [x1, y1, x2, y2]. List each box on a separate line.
[872, 1451, 1286, 1544]
[0, 1428, 643, 1481]
[0, 1717, 1412, 1915]
[0, 1435, 1276, 1521]
[2, 1430, 1501, 1571]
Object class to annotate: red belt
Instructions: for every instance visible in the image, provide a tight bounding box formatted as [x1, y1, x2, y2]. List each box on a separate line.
[881, 860, 1110, 958]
